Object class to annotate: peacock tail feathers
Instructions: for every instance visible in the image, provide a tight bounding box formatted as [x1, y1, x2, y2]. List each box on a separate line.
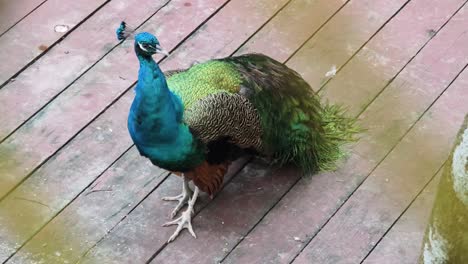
[218, 54, 360, 174]
[315, 102, 361, 171]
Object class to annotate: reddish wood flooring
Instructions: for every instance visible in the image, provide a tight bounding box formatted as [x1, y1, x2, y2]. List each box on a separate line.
[0, 0, 467, 263]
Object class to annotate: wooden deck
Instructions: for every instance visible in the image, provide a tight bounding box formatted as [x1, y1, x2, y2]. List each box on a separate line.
[0, 0, 467, 263]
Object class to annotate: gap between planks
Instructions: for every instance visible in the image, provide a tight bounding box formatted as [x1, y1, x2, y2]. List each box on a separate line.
[0, 0, 48, 37]
[0, 0, 113, 88]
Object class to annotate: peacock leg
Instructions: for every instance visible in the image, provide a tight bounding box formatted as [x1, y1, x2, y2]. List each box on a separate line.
[162, 174, 193, 218]
[163, 186, 199, 242]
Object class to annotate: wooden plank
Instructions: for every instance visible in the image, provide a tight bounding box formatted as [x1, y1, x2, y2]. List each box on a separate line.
[0, 0, 231, 261]
[362, 172, 441, 264]
[9, 149, 170, 264]
[234, 0, 348, 62]
[78, 0, 421, 263]
[0, 92, 134, 261]
[0, 0, 228, 199]
[161, 0, 290, 70]
[222, 0, 468, 263]
[320, 0, 468, 116]
[292, 67, 468, 264]
[0, 0, 172, 141]
[0, 0, 46, 36]
[284, 0, 411, 90]
[0, 0, 111, 85]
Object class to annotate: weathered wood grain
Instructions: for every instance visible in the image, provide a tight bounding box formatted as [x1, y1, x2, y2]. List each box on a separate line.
[0, 92, 134, 261]
[285, 0, 410, 89]
[320, 0, 468, 116]
[0, 0, 111, 85]
[293, 64, 468, 264]
[0, 0, 46, 36]
[0, 0, 172, 141]
[223, 0, 468, 263]
[362, 172, 441, 264]
[234, 0, 348, 62]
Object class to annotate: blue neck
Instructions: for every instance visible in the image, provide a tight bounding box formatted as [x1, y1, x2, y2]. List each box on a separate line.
[133, 54, 179, 138]
[128, 53, 203, 171]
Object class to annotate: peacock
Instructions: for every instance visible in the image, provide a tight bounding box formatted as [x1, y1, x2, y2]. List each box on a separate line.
[116, 22, 359, 242]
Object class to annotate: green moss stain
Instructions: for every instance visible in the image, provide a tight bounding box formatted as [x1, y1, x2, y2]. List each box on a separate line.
[167, 61, 242, 109]
[0, 144, 84, 263]
[420, 115, 468, 263]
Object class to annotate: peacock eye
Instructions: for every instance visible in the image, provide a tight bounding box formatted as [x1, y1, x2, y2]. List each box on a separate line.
[137, 42, 151, 52]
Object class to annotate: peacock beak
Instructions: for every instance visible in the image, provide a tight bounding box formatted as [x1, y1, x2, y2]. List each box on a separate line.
[155, 44, 169, 56]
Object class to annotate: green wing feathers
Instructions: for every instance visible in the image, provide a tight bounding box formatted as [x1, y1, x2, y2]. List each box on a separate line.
[166, 53, 360, 174]
[167, 61, 242, 109]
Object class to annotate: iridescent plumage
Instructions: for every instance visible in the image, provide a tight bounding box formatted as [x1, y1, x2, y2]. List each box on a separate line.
[117, 22, 359, 242]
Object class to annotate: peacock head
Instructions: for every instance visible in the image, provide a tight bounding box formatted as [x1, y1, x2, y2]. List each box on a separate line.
[134, 32, 169, 57]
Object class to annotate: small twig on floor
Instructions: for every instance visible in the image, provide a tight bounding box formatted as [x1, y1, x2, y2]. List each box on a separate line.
[85, 188, 113, 196]
[13, 197, 51, 210]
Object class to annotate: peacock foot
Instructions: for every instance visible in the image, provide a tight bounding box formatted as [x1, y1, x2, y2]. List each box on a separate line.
[161, 175, 193, 218]
[163, 186, 199, 243]
[163, 207, 196, 242]
[162, 188, 192, 218]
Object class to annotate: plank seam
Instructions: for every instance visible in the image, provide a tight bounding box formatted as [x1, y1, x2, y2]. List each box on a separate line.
[2, 144, 138, 263]
[76, 171, 173, 264]
[355, 0, 468, 118]
[219, 175, 303, 263]
[0, 0, 173, 144]
[0, 0, 113, 89]
[0, 0, 49, 38]
[288, 60, 468, 263]
[313, 0, 414, 93]
[230, 0, 298, 56]
[359, 161, 446, 264]
[282, 0, 352, 66]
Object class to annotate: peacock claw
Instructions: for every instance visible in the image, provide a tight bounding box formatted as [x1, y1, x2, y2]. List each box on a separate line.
[163, 209, 197, 242]
[162, 191, 192, 218]
[162, 175, 193, 218]
[163, 185, 200, 243]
